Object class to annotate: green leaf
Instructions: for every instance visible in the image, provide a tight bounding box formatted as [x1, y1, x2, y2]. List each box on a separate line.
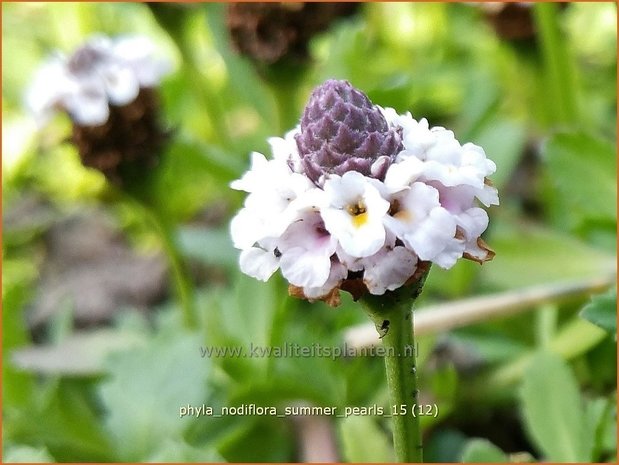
[544, 132, 617, 224]
[585, 395, 617, 461]
[7, 379, 117, 461]
[580, 288, 617, 335]
[424, 429, 468, 462]
[3, 445, 55, 463]
[10, 329, 146, 376]
[98, 331, 210, 461]
[482, 216, 615, 289]
[519, 351, 592, 462]
[472, 119, 527, 189]
[338, 416, 394, 463]
[452, 331, 528, 364]
[460, 438, 508, 462]
[137, 138, 241, 221]
[146, 438, 224, 462]
[214, 416, 294, 462]
[178, 226, 238, 270]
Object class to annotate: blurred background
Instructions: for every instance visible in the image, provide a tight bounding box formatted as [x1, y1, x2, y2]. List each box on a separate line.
[2, 2, 617, 462]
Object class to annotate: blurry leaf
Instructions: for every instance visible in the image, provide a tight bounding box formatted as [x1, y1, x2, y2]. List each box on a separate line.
[30, 143, 107, 201]
[203, 3, 275, 124]
[452, 331, 528, 364]
[473, 119, 527, 189]
[3, 445, 55, 463]
[458, 71, 501, 140]
[338, 416, 394, 463]
[2, 259, 37, 349]
[460, 438, 508, 462]
[519, 351, 592, 462]
[98, 331, 209, 461]
[10, 329, 146, 376]
[203, 275, 287, 380]
[424, 258, 479, 298]
[178, 226, 237, 270]
[424, 428, 468, 462]
[142, 139, 241, 221]
[8, 379, 116, 461]
[585, 395, 617, 461]
[146, 438, 224, 462]
[544, 132, 617, 224]
[216, 417, 294, 462]
[580, 288, 617, 335]
[230, 368, 344, 413]
[430, 364, 458, 400]
[422, 364, 458, 429]
[584, 336, 617, 391]
[482, 216, 615, 289]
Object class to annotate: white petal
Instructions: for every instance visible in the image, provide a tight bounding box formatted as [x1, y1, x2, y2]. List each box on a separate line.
[280, 247, 332, 287]
[65, 87, 110, 126]
[422, 160, 484, 189]
[25, 57, 72, 124]
[239, 248, 279, 281]
[363, 246, 418, 295]
[457, 207, 489, 240]
[113, 36, 155, 61]
[111, 36, 171, 87]
[456, 207, 490, 260]
[230, 208, 264, 249]
[268, 128, 300, 165]
[403, 207, 457, 261]
[383, 182, 440, 239]
[477, 184, 500, 207]
[431, 236, 465, 269]
[336, 246, 364, 272]
[384, 156, 424, 190]
[230, 152, 270, 191]
[322, 172, 390, 258]
[103, 63, 140, 105]
[302, 261, 348, 300]
[322, 208, 386, 258]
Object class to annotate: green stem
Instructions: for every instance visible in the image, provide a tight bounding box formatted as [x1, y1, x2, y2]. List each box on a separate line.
[121, 193, 197, 329]
[533, 2, 579, 126]
[361, 274, 428, 463]
[266, 274, 289, 376]
[149, 212, 197, 329]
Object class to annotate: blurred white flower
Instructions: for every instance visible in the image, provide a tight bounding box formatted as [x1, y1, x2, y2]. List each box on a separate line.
[230, 79, 499, 305]
[26, 34, 171, 126]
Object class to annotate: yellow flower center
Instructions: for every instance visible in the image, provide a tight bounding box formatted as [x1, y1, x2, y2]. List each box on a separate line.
[347, 201, 368, 228]
[389, 199, 413, 222]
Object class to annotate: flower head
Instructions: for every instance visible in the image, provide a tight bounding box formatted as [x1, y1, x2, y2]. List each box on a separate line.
[231, 79, 498, 306]
[27, 35, 170, 127]
[295, 79, 403, 184]
[26, 35, 172, 185]
[226, 3, 359, 65]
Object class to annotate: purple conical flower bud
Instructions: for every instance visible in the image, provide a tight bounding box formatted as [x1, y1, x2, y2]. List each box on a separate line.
[295, 79, 403, 183]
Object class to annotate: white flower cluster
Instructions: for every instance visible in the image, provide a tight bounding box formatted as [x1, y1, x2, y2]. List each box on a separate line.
[231, 109, 498, 302]
[26, 35, 171, 126]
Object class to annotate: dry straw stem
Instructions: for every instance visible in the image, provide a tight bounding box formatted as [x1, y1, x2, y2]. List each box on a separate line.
[345, 274, 616, 350]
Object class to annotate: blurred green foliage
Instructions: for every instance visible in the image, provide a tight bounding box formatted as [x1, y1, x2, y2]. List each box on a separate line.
[2, 2, 616, 463]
